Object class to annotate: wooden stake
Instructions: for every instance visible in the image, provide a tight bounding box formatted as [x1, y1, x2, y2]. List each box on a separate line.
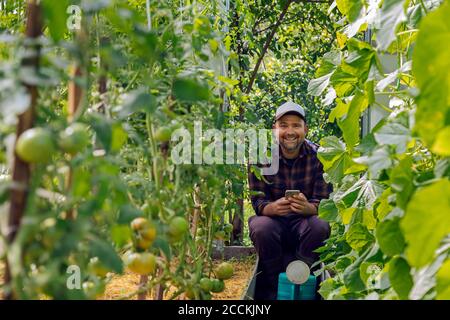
[65, 65, 83, 220]
[4, 0, 42, 300]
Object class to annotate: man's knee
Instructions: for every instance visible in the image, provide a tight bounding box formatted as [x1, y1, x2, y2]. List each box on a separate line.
[248, 215, 282, 243]
[307, 215, 330, 241]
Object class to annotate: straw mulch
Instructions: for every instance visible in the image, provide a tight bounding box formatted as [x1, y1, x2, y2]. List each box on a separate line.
[101, 256, 257, 300]
[0, 256, 257, 300]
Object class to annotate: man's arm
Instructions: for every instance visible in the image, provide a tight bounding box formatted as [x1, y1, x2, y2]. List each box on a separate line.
[248, 166, 291, 216]
[289, 159, 332, 215]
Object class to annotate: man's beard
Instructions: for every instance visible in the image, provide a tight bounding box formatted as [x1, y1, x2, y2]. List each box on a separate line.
[279, 138, 303, 152]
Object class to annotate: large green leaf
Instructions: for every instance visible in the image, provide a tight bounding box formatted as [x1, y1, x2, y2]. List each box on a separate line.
[328, 99, 350, 122]
[117, 204, 142, 224]
[307, 74, 332, 97]
[388, 256, 413, 299]
[42, 0, 69, 42]
[318, 136, 346, 166]
[354, 146, 393, 178]
[376, 217, 406, 256]
[118, 88, 157, 118]
[89, 237, 123, 274]
[401, 179, 450, 267]
[376, 0, 407, 51]
[330, 67, 359, 97]
[410, 253, 447, 300]
[336, 0, 364, 22]
[436, 259, 450, 300]
[432, 126, 450, 157]
[345, 223, 374, 251]
[374, 122, 411, 154]
[173, 78, 209, 102]
[413, 1, 450, 147]
[389, 156, 414, 209]
[319, 199, 339, 222]
[338, 93, 368, 149]
[336, 175, 384, 209]
[343, 244, 380, 292]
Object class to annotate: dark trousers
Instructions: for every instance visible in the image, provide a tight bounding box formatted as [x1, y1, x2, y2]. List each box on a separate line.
[248, 214, 330, 300]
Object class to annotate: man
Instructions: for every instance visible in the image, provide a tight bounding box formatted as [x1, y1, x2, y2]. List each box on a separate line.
[248, 101, 332, 300]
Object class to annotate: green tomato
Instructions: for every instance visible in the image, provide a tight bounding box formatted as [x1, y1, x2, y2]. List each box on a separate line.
[15, 128, 56, 163]
[199, 277, 213, 292]
[58, 123, 90, 155]
[214, 230, 226, 240]
[197, 166, 209, 178]
[215, 262, 234, 280]
[168, 217, 189, 241]
[210, 279, 225, 293]
[126, 252, 157, 275]
[154, 127, 172, 143]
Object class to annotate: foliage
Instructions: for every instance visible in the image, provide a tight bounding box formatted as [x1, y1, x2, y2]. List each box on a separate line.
[310, 0, 450, 300]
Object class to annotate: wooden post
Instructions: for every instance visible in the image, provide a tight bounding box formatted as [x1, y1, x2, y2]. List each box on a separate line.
[4, 0, 42, 300]
[65, 65, 83, 220]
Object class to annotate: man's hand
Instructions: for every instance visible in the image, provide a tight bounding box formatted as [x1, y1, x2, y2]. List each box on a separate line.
[288, 193, 317, 215]
[262, 197, 291, 216]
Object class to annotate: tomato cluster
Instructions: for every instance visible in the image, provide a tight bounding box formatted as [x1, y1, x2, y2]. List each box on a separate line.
[15, 123, 90, 164]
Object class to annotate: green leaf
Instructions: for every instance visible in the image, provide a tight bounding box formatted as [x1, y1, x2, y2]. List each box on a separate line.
[401, 179, 450, 267]
[376, 217, 406, 256]
[388, 256, 413, 299]
[436, 259, 450, 300]
[111, 225, 132, 248]
[119, 89, 157, 118]
[374, 122, 411, 154]
[318, 136, 346, 165]
[343, 262, 366, 292]
[345, 223, 374, 251]
[343, 245, 379, 292]
[337, 176, 384, 209]
[336, 0, 364, 22]
[111, 123, 128, 153]
[328, 99, 350, 123]
[89, 237, 123, 274]
[410, 253, 447, 300]
[42, 0, 69, 42]
[338, 93, 368, 149]
[413, 1, 450, 147]
[354, 146, 393, 178]
[319, 199, 339, 222]
[389, 156, 414, 209]
[90, 115, 112, 151]
[117, 204, 142, 224]
[330, 67, 359, 97]
[173, 78, 209, 102]
[307, 74, 331, 96]
[153, 238, 171, 260]
[318, 137, 356, 183]
[432, 127, 450, 157]
[318, 278, 340, 299]
[376, 0, 407, 51]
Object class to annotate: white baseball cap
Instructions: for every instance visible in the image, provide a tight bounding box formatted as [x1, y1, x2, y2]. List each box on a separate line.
[275, 101, 306, 121]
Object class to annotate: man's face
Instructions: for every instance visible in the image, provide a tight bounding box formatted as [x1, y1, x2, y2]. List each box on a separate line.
[274, 114, 307, 153]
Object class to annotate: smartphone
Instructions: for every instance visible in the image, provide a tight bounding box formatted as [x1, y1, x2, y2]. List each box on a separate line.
[285, 190, 300, 199]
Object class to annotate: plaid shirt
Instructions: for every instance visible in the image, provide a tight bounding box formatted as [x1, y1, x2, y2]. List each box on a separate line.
[248, 139, 332, 216]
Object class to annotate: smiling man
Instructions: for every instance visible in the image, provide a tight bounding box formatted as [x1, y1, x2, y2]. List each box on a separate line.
[248, 101, 332, 300]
